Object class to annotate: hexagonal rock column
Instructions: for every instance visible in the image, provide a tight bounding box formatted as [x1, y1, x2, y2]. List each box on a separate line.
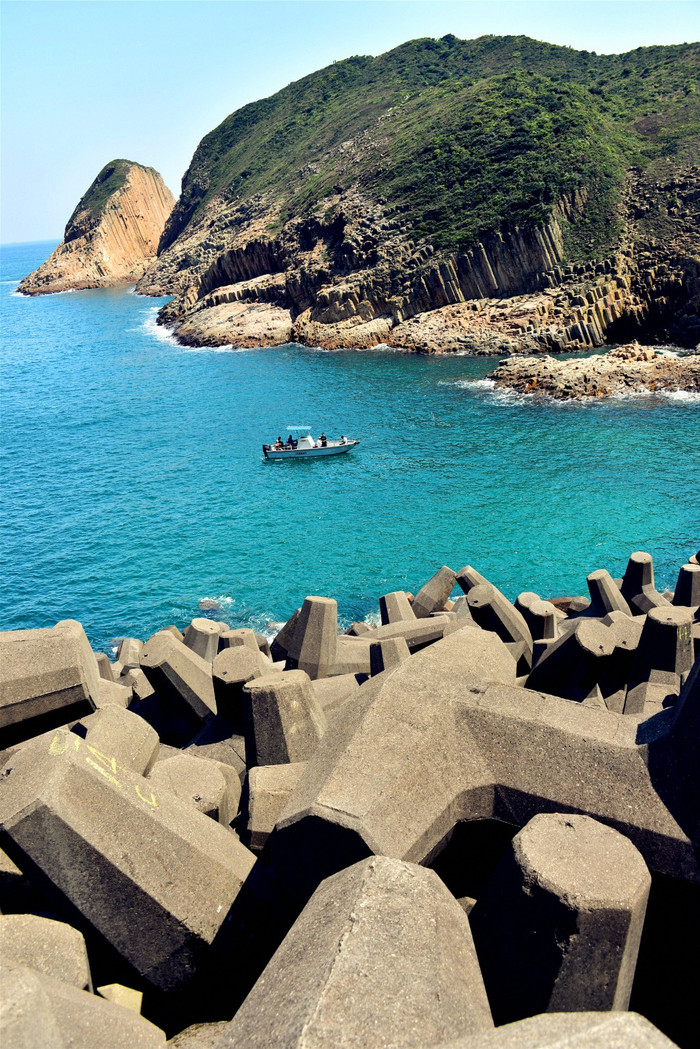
[215, 857, 493, 1049]
[0, 621, 99, 749]
[379, 591, 416, 624]
[1, 961, 166, 1049]
[466, 583, 534, 675]
[0, 729, 257, 994]
[285, 597, 338, 679]
[624, 606, 695, 714]
[242, 670, 327, 767]
[0, 913, 91, 989]
[469, 814, 651, 1024]
[620, 551, 671, 615]
[412, 566, 457, 619]
[182, 618, 220, 663]
[435, 1011, 678, 1048]
[526, 620, 614, 703]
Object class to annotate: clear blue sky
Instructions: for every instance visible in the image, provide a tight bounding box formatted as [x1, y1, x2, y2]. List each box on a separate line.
[2, 0, 699, 243]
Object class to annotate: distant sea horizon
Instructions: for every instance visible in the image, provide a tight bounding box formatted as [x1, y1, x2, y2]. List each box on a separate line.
[1, 240, 697, 653]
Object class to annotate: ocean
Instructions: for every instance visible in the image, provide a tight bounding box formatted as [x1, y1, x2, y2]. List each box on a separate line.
[1, 240, 698, 653]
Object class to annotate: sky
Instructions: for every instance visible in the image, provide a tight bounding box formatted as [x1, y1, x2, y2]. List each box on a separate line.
[2, 0, 699, 244]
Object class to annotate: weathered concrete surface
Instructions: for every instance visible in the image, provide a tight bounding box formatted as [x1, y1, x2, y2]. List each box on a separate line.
[372, 614, 454, 650]
[0, 730, 257, 993]
[526, 620, 615, 703]
[97, 982, 144, 1014]
[0, 913, 91, 989]
[620, 552, 671, 616]
[212, 647, 263, 725]
[370, 636, 411, 676]
[466, 583, 534, 674]
[285, 597, 338, 679]
[245, 763, 307, 850]
[0, 960, 166, 1047]
[269, 625, 700, 903]
[469, 814, 650, 1022]
[412, 566, 457, 619]
[183, 620, 220, 664]
[215, 857, 493, 1049]
[140, 631, 216, 739]
[311, 674, 361, 718]
[435, 1011, 679, 1048]
[81, 706, 160, 776]
[243, 670, 326, 767]
[379, 591, 416, 624]
[149, 754, 240, 826]
[624, 606, 694, 714]
[0, 621, 99, 748]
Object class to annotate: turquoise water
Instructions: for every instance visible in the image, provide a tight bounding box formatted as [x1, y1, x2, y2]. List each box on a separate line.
[1, 240, 698, 652]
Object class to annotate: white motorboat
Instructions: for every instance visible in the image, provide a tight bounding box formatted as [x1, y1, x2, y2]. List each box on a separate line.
[263, 426, 360, 460]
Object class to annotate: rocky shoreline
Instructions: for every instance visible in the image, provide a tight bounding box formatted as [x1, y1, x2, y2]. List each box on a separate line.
[486, 342, 700, 399]
[2, 549, 699, 1047]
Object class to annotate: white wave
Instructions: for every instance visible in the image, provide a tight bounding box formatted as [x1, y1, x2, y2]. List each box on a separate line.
[661, 388, 700, 403]
[452, 378, 495, 391]
[0, 279, 20, 285]
[141, 307, 181, 346]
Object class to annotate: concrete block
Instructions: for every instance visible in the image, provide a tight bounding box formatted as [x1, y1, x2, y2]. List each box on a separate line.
[254, 634, 272, 659]
[285, 597, 338, 679]
[167, 1021, 230, 1047]
[526, 620, 614, 703]
[0, 729, 258, 994]
[97, 982, 143, 1014]
[587, 568, 633, 617]
[369, 636, 411, 676]
[412, 566, 457, 618]
[379, 591, 416, 624]
[467, 583, 534, 674]
[215, 857, 492, 1049]
[372, 614, 453, 651]
[515, 593, 562, 641]
[671, 658, 700, 828]
[469, 814, 650, 1022]
[436, 1011, 679, 1048]
[80, 706, 160, 775]
[270, 609, 301, 662]
[311, 674, 361, 718]
[95, 652, 114, 682]
[243, 670, 326, 767]
[1, 961, 165, 1048]
[0, 913, 91, 989]
[149, 753, 239, 826]
[218, 628, 259, 654]
[212, 647, 263, 725]
[140, 631, 216, 735]
[246, 763, 307, 850]
[673, 564, 700, 608]
[598, 612, 644, 713]
[624, 606, 695, 714]
[186, 721, 247, 784]
[96, 678, 132, 709]
[329, 634, 372, 676]
[345, 620, 372, 635]
[451, 595, 475, 621]
[117, 638, 144, 669]
[456, 565, 490, 595]
[0, 621, 99, 749]
[620, 551, 671, 615]
[182, 619, 220, 664]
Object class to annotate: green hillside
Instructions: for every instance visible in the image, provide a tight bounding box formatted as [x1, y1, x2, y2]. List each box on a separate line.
[163, 34, 699, 258]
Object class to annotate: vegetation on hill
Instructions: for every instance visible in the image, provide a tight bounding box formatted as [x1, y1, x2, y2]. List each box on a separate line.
[66, 159, 158, 234]
[163, 34, 700, 259]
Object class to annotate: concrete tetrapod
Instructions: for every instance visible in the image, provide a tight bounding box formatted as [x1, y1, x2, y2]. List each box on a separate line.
[469, 813, 651, 1023]
[148, 754, 239, 825]
[466, 583, 534, 675]
[621, 552, 671, 615]
[587, 569, 633, 617]
[242, 670, 326, 767]
[182, 619, 220, 664]
[0, 961, 165, 1049]
[285, 596, 338, 679]
[672, 564, 700, 608]
[0, 913, 91, 990]
[379, 590, 416, 624]
[214, 857, 493, 1049]
[268, 626, 700, 908]
[412, 566, 457, 619]
[81, 705, 160, 775]
[525, 619, 615, 704]
[624, 606, 694, 714]
[434, 1011, 679, 1048]
[139, 631, 216, 743]
[0, 730, 258, 996]
[0, 621, 99, 749]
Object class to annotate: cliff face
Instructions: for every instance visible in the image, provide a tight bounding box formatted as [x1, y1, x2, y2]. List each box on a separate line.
[134, 36, 699, 352]
[19, 161, 175, 296]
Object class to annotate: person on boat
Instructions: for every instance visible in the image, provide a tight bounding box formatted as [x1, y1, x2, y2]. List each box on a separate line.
[287, 433, 295, 448]
[320, 432, 327, 447]
[340, 435, 347, 444]
[274, 436, 283, 450]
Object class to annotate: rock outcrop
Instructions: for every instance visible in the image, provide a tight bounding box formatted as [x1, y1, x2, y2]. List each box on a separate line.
[19, 161, 174, 296]
[486, 343, 700, 399]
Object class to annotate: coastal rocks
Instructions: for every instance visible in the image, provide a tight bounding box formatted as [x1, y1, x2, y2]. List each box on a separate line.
[18, 160, 174, 296]
[1, 554, 699, 1046]
[486, 343, 700, 400]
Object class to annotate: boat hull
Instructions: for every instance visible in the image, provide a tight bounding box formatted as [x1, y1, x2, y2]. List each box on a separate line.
[264, 441, 360, 460]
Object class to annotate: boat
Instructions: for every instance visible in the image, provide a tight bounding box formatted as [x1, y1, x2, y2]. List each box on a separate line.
[262, 426, 360, 460]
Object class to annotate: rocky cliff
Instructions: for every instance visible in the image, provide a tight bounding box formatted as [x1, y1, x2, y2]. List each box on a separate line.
[134, 36, 699, 352]
[19, 161, 175, 296]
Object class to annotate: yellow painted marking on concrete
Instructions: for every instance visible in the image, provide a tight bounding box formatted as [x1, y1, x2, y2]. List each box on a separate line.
[85, 759, 122, 789]
[86, 744, 119, 774]
[134, 784, 158, 808]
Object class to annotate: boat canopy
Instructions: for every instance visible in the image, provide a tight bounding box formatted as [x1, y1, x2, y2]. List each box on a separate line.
[284, 425, 312, 434]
